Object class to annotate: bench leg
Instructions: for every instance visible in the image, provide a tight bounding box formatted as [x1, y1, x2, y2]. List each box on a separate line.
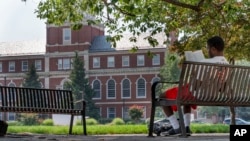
[69, 115, 74, 135]
[82, 112, 87, 135]
[148, 101, 155, 137]
[177, 103, 187, 138]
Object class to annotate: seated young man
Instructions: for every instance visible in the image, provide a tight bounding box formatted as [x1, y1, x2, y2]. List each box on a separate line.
[160, 36, 229, 136]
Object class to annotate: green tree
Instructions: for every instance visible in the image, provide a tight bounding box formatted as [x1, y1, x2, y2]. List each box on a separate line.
[23, 63, 41, 88]
[160, 50, 181, 87]
[66, 51, 100, 119]
[153, 50, 181, 119]
[20, 63, 42, 123]
[31, 0, 250, 61]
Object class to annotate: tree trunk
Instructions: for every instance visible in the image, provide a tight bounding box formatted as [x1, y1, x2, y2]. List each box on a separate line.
[230, 106, 236, 125]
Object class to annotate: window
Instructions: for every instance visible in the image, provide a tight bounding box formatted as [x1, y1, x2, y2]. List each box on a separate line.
[9, 61, 15, 72]
[137, 78, 146, 97]
[22, 61, 28, 71]
[96, 107, 101, 117]
[107, 107, 116, 118]
[107, 56, 115, 67]
[0, 62, 2, 72]
[93, 80, 101, 99]
[63, 28, 71, 44]
[122, 79, 130, 98]
[152, 54, 160, 65]
[58, 58, 71, 70]
[71, 58, 73, 69]
[63, 59, 70, 69]
[122, 56, 129, 67]
[107, 80, 115, 98]
[8, 112, 15, 121]
[137, 55, 145, 66]
[123, 107, 130, 119]
[40, 82, 44, 88]
[152, 77, 160, 83]
[93, 57, 100, 68]
[58, 59, 63, 70]
[0, 113, 2, 120]
[35, 60, 42, 70]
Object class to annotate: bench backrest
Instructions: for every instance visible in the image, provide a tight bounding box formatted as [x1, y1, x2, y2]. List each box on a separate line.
[178, 61, 250, 105]
[0, 86, 74, 109]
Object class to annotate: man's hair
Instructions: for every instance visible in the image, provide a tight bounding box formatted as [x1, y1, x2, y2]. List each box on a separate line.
[207, 36, 225, 52]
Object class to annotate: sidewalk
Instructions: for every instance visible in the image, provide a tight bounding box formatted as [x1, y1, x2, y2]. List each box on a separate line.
[0, 133, 229, 141]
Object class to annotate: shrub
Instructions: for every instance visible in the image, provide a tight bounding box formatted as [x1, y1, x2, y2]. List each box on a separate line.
[7, 121, 22, 126]
[86, 118, 98, 125]
[42, 119, 54, 126]
[110, 118, 125, 125]
[18, 113, 40, 125]
[75, 118, 100, 125]
[129, 105, 143, 123]
[75, 119, 83, 125]
[98, 118, 113, 124]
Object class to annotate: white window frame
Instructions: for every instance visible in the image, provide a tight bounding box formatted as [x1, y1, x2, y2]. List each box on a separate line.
[107, 79, 116, 99]
[122, 106, 130, 119]
[93, 57, 100, 68]
[8, 112, 15, 121]
[107, 107, 116, 118]
[122, 79, 131, 98]
[92, 80, 101, 99]
[152, 54, 160, 65]
[63, 58, 70, 69]
[58, 59, 63, 70]
[63, 28, 71, 45]
[107, 56, 115, 68]
[58, 58, 71, 70]
[71, 58, 73, 69]
[22, 61, 28, 71]
[136, 78, 146, 98]
[0, 62, 2, 72]
[9, 61, 15, 72]
[122, 56, 129, 67]
[35, 60, 42, 70]
[137, 55, 145, 66]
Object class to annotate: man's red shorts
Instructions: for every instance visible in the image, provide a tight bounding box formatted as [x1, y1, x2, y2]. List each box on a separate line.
[164, 85, 197, 111]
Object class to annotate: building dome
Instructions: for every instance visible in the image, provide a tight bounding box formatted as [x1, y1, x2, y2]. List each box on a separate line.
[89, 36, 115, 52]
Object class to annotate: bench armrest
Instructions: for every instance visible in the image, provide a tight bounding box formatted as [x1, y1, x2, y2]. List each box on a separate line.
[151, 81, 179, 99]
[74, 99, 86, 110]
[74, 99, 86, 104]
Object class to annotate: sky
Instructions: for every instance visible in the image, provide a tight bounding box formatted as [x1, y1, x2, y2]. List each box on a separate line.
[0, 0, 46, 42]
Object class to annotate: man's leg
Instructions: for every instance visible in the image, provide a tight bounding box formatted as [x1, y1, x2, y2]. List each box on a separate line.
[159, 92, 180, 135]
[183, 105, 192, 135]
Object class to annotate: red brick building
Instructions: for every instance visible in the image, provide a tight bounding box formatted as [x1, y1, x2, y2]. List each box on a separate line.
[0, 22, 167, 121]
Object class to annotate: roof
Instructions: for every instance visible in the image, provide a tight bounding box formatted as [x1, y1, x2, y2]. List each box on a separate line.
[89, 33, 167, 52]
[89, 36, 115, 52]
[0, 40, 46, 56]
[115, 32, 167, 50]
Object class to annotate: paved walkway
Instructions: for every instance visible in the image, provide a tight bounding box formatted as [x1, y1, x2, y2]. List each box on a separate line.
[0, 133, 229, 141]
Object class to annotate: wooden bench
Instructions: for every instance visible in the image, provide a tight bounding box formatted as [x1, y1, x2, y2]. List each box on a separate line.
[148, 61, 250, 137]
[0, 86, 87, 135]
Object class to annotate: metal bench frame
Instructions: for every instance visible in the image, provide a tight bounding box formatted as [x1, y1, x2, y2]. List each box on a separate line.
[148, 61, 250, 137]
[0, 86, 87, 135]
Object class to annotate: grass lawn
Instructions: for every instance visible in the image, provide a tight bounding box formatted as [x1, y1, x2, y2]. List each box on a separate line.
[7, 124, 230, 135]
